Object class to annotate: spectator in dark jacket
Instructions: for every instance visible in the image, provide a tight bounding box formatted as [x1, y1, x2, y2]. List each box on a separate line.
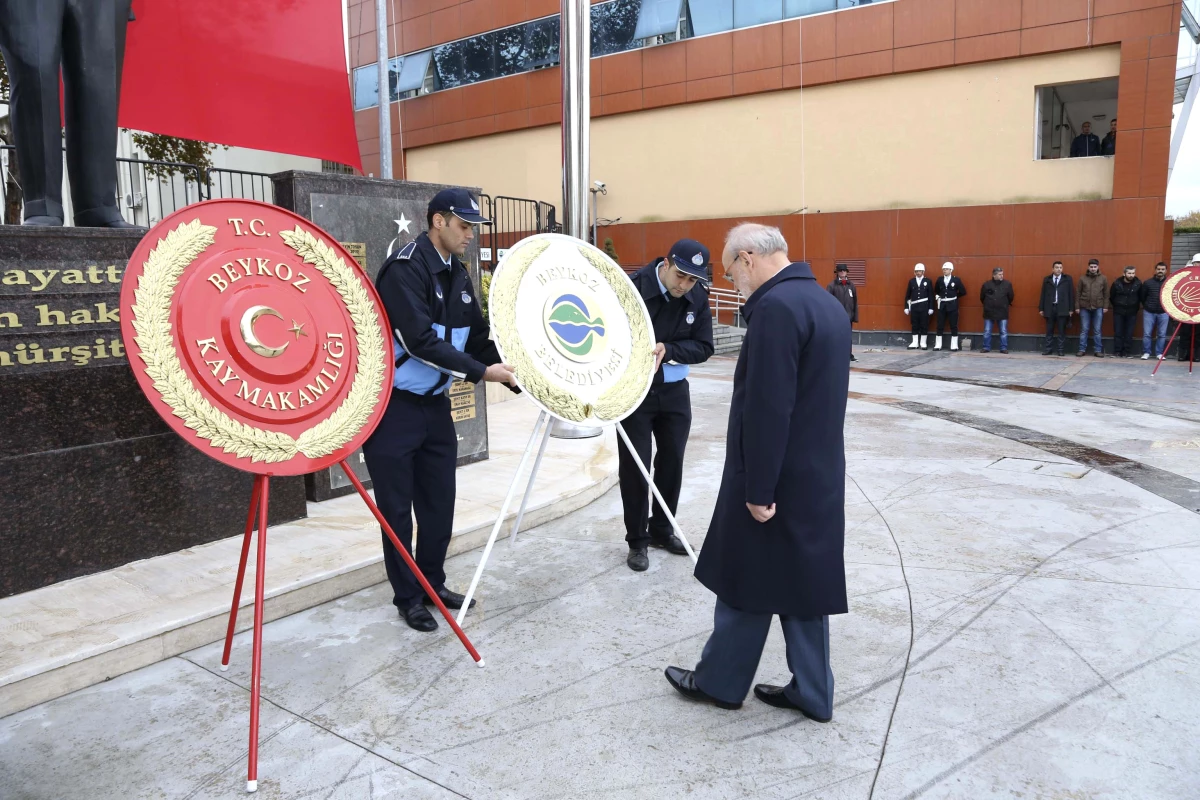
[1140, 262, 1169, 360]
[1101, 119, 1117, 156]
[979, 267, 1014, 353]
[1039, 261, 1075, 355]
[827, 264, 858, 361]
[1076, 259, 1109, 357]
[1070, 122, 1102, 158]
[1109, 265, 1141, 357]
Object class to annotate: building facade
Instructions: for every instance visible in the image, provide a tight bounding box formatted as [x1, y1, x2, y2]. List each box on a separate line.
[346, 0, 1184, 335]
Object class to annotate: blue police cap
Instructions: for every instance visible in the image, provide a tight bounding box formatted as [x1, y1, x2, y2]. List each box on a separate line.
[667, 239, 710, 280]
[429, 188, 491, 225]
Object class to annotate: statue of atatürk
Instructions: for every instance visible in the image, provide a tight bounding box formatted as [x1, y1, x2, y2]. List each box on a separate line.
[0, 0, 137, 227]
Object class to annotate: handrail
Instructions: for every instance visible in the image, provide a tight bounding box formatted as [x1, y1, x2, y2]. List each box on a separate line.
[709, 286, 745, 328]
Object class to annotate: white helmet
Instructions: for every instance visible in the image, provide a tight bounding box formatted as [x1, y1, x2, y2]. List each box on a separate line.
[942, 261, 954, 271]
[1191, 253, 1200, 265]
[914, 262, 925, 272]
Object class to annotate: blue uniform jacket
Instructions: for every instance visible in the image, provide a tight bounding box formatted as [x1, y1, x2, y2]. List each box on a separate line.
[375, 232, 501, 394]
[630, 260, 714, 385]
[694, 262, 850, 617]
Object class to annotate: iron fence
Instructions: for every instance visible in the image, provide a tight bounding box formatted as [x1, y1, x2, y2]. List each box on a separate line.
[478, 195, 559, 270]
[0, 146, 273, 227]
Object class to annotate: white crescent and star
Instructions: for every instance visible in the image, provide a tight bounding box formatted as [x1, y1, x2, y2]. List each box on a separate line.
[239, 305, 289, 358]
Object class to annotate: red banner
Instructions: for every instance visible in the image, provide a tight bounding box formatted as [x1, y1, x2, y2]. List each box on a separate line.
[119, 0, 362, 170]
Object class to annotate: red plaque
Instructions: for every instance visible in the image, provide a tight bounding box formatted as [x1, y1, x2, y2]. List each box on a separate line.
[120, 200, 393, 476]
[1162, 266, 1200, 324]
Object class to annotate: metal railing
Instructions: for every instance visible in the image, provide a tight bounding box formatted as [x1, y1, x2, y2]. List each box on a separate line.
[479, 195, 558, 268]
[0, 146, 273, 226]
[709, 286, 745, 327]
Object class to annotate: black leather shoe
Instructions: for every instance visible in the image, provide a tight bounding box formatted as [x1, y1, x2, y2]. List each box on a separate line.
[627, 548, 649, 571]
[665, 667, 741, 709]
[649, 534, 687, 556]
[753, 684, 832, 722]
[422, 587, 475, 610]
[402, 603, 438, 632]
[97, 219, 145, 230]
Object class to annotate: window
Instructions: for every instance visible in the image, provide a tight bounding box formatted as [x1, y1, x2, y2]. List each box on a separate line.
[351, 0, 898, 109]
[1036, 78, 1119, 160]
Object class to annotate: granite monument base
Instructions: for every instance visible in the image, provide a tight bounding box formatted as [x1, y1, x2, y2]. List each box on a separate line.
[0, 226, 306, 598]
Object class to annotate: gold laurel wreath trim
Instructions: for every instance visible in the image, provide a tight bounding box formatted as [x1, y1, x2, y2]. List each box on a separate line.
[131, 220, 386, 465]
[131, 220, 300, 463]
[281, 227, 387, 458]
[575, 245, 654, 421]
[491, 239, 590, 421]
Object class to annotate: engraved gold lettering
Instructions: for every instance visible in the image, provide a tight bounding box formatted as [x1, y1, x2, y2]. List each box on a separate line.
[49, 346, 70, 363]
[0, 350, 10, 366]
[297, 388, 314, 406]
[106, 265, 122, 283]
[326, 340, 345, 358]
[71, 345, 91, 365]
[274, 262, 293, 281]
[110, 339, 125, 358]
[62, 269, 85, 285]
[278, 391, 296, 410]
[220, 263, 242, 283]
[15, 343, 45, 364]
[92, 339, 109, 359]
[0, 311, 21, 328]
[303, 375, 330, 398]
[261, 392, 278, 410]
[255, 257, 273, 276]
[36, 305, 67, 326]
[195, 337, 219, 356]
[228, 218, 246, 235]
[29, 269, 58, 291]
[207, 274, 229, 292]
[2, 269, 30, 286]
[205, 358, 225, 376]
[69, 309, 94, 325]
[236, 257, 254, 276]
[95, 303, 119, 324]
[248, 219, 269, 236]
[292, 273, 310, 293]
[218, 366, 240, 386]
[87, 266, 104, 284]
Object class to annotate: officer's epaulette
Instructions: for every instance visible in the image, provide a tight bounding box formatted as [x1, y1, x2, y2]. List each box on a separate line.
[395, 241, 417, 260]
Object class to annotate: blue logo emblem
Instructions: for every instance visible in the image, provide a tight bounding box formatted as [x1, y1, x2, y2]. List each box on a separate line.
[544, 293, 606, 361]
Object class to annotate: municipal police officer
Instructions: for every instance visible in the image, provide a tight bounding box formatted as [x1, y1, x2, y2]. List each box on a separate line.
[620, 239, 715, 572]
[363, 188, 517, 632]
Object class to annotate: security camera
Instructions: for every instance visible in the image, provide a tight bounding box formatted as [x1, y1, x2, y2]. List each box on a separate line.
[594, 181, 605, 189]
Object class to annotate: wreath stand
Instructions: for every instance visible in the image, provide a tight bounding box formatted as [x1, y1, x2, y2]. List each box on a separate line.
[218, 463, 484, 793]
[455, 409, 697, 625]
[1150, 322, 1197, 376]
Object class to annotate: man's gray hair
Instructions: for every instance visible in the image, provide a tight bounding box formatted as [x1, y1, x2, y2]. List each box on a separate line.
[992, 266, 1004, 276]
[725, 223, 788, 258]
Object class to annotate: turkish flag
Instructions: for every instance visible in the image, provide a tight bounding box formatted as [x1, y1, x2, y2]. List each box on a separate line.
[119, 0, 362, 170]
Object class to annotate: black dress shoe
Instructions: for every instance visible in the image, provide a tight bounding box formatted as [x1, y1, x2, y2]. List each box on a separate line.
[664, 667, 741, 710]
[422, 587, 475, 610]
[849, 354, 857, 362]
[97, 219, 146, 230]
[649, 534, 687, 556]
[627, 548, 649, 572]
[753, 684, 831, 722]
[402, 603, 438, 632]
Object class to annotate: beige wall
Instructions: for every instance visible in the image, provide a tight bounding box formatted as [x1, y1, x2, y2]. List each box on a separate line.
[407, 47, 1120, 222]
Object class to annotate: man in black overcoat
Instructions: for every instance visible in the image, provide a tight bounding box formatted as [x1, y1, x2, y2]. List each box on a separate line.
[826, 263, 858, 361]
[1038, 260, 1075, 356]
[664, 223, 850, 721]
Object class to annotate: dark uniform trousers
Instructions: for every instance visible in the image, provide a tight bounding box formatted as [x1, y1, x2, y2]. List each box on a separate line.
[910, 307, 930, 336]
[694, 598, 834, 717]
[1044, 316, 1069, 354]
[617, 380, 692, 548]
[936, 306, 959, 340]
[362, 390, 457, 610]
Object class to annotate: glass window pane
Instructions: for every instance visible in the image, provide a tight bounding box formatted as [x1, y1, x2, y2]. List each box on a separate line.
[353, 65, 379, 110]
[462, 32, 497, 84]
[687, 0, 733, 36]
[784, 0, 834, 17]
[395, 50, 432, 93]
[495, 26, 527, 77]
[433, 41, 466, 89]
[734, 0, 782, 27]
[592, 0, 641, 57]
[387, 56, 403, 101]
[524, 16, 561, 69]
[634, 0, 684, 39]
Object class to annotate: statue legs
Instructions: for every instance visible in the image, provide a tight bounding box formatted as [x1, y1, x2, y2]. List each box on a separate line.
[0, 0, 132, 227]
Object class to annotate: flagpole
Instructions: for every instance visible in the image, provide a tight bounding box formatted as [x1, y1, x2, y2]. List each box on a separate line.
[376, 0, 392, 179]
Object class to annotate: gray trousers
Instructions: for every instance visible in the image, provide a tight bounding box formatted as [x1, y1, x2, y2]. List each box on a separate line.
[693, 597, 834, 718]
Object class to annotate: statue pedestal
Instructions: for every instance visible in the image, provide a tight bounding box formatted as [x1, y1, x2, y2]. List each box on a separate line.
[0, 225, 307, 598]
[272, 171, 491, 501]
